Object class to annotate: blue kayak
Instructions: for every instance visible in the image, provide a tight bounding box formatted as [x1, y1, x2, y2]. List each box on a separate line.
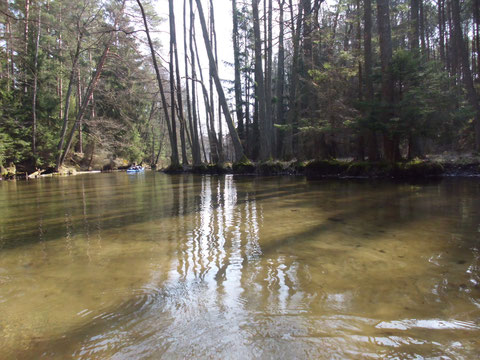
[127, 166, 145, 173]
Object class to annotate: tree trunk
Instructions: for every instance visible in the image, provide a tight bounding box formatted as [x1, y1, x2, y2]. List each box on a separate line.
[245, 19, 255, 157]
[56, 33, 83, 169]
[474, 0, 480, 78]
[4, 0, 13, 90]
[447, 0, 457, 77]
[207, 1, 217, 163]
[409, 0, 424, 157]
[76, 68, 82, 152]
[59, 1, 126, 167]
[376, 0, 398, 162]
[137, 0, 178, 166]
[32, 2, 41, 157]
[24, 0, 30, 93]
[275, 0, 286, 158]
[196, 89, 208, 162]
[210, 0, 223, 161]
[419, 0, 426, 54]
[301, 0, 313, 158]
[364, 0, 379, 160]
[169, 0, 188, 165]
[192, 28, 219, 162]
[354, 0, 364, 160]
[155, 114, 167, 166]
[439, 0, 446, 65]
[195, 0, 245, 162]
[59, 42, 109, 166]
[452, 0, 480, 150]
[185, 0, 201, 165]
[284, 0, 303, 160]
[245, 43, 252, 156]
[208, 0, 223, 162]
[252, 0, 270, 160]
[58, 7, 63, 120]
[377, 0, 398, 162]
[266, 0, 274, 155]
[411, 0, 420, 50]
[232, 0, 244, 141]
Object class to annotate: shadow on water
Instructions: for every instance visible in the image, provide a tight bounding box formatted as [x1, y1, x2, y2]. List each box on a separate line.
[2, 173, 480, 358]
[0, 174, 316, 250]
[0, 174, 454, 251]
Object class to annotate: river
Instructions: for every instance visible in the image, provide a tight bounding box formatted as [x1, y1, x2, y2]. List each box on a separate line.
[0, 172, 479, 359]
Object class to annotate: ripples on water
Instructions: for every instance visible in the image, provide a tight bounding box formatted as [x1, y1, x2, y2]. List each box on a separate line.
[0, 173, 479, 359]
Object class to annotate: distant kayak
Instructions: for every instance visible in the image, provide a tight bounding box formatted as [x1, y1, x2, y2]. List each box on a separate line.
[126, 166, 145, 173]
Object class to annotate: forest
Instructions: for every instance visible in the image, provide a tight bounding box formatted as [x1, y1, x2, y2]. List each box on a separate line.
[1, 0, 480, 175]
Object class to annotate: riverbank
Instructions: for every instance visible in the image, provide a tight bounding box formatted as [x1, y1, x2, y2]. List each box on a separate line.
[2, 156, 480, 181]
[0, 164, 103, 181]
[162, 158, 480, 179]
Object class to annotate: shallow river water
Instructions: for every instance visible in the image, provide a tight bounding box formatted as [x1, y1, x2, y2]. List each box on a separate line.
[0, 172, 479, 359]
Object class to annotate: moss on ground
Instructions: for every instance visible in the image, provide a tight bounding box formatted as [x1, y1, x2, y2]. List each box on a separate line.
[394, 160, 444, 178]
[257, 160, 293, 175]
[232, 159, 256, 174]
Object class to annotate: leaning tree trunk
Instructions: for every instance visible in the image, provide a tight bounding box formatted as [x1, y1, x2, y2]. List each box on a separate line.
[56, 33, 83, 169]
[195, 0, 245, 162]
[137, 0, 178, 166]
[188, 0, 202, 165]
[58, 0, 126, 168]
[192, 28, 220, 162]
[210, 0, 223, 161]
[58, 43, 109, 167]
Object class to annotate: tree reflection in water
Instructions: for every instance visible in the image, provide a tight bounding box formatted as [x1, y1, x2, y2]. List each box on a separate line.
[0, 173, 479, 359]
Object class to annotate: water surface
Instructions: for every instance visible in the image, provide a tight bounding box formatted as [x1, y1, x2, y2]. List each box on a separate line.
[0, 173, 479, 359]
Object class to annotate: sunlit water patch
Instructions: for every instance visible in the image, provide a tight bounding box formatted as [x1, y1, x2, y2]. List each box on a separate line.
[0, 173, 479, 359]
